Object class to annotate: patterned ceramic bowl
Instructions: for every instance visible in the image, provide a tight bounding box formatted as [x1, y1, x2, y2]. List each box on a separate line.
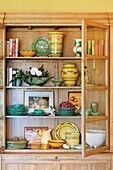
[19, 50, 36, 57]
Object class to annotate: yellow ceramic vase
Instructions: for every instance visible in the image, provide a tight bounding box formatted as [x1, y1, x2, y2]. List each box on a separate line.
[61, 63, 78, 86]
[49, 32, 64, 57]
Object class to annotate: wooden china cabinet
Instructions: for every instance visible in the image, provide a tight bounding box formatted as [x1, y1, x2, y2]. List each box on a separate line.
[0, 12, 113, 170]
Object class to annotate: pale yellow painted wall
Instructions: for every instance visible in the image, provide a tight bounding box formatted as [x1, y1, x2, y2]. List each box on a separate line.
[0, 0, 113, 12]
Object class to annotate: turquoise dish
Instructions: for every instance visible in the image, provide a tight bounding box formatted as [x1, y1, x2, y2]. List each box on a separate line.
[34, 109, 44, 115]
[28, 112, 50, 116]
[12, 104, 22, 108]
[51, 80, 63, 86]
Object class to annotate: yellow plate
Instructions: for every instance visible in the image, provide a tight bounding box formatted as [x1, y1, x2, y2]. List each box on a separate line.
[55, 122, 79, 140]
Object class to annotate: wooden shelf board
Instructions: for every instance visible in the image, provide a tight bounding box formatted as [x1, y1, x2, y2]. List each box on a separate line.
[6, 115, 107, 119]
[6, 86, 81, 89]
[86, 116, 108, 123]
[6, 57, 82, 60]
[6, 115, 81, 118]
[86, 55, 108, 60]
[6, 86, 107, 90]
[4, 148, 81, 153]
[85, 86, 107, 90]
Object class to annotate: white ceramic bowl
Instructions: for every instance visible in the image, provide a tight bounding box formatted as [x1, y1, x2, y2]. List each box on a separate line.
[86, 129, 106, 148]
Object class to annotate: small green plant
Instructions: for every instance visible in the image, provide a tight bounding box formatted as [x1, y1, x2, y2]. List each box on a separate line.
[9, 64, 49, 84]
[9, 69, 24, 84]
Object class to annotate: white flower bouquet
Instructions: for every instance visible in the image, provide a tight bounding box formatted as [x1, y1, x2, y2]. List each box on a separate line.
[25, 64, 49, 79]
[23, 64, 50, 86]
[10, 64, 50, 86]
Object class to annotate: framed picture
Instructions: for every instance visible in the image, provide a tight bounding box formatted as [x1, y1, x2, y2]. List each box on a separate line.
[68, 91, 81, 113]
[24, 91, 53, 113]
[24, 127, 48, 143]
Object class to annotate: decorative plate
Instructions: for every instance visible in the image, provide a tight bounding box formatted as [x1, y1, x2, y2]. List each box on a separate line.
[31, 37, 50, 56]
[55, 122, 79, 140]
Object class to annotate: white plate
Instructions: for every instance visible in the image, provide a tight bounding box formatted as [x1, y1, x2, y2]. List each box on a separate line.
[74, 144, 87, 149]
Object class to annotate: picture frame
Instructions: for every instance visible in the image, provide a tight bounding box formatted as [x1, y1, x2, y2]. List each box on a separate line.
[68, 91, 81, 113]
[24, 127, 48, 143]
[24, 91, 53, 113]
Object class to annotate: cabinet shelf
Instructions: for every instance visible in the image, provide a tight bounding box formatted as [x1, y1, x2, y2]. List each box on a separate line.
[6, 115, 81, 118]
[85, 86, 108, 90]
[86, 55, 108, 60]
[5, 148, 81, 153]
[86, 115, 108, 123]
[6, 115, 107, 119]
[6, 56, 82, 60]
[6, 86, 81, 89]
[6, 86, 107, 90]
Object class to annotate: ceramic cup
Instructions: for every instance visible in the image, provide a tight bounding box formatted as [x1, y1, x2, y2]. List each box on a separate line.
[65, 132, 80, 148]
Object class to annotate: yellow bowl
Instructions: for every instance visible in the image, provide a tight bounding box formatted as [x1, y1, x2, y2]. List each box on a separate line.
[29, 142, 41, 149]
[41, 143, 49, 150]
[19, 50, 36, 57]
[48, 140, 65, 148]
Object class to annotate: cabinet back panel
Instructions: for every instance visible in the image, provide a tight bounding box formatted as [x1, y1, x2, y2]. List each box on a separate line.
[6, 26, 81, 57]
[6, 118, 81, 140]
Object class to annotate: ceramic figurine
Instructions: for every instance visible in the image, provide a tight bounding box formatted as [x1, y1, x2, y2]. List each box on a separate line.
[49, 106, 56, 116]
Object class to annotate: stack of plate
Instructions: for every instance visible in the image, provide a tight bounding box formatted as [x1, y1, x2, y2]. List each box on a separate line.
[7, 104, 28, 115]
[56, 107, 76, 116]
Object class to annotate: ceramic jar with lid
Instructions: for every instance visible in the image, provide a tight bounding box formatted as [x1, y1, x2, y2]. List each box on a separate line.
[61, 63, 78, 86]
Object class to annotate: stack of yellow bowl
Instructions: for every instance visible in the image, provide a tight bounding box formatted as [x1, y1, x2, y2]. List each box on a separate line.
[49, 32, 64, 57]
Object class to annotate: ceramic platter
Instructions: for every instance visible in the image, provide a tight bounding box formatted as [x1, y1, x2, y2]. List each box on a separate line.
[31, 37, 50, 56]
[55, 122, 79, 140]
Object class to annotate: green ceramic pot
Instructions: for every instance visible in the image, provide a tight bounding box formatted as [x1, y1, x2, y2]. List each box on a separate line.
[24, 76, 50, 86]
[7, 136, 28, 149]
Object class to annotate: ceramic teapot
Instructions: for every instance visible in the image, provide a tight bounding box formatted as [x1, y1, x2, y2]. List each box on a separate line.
[37, 129, 53, 144]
